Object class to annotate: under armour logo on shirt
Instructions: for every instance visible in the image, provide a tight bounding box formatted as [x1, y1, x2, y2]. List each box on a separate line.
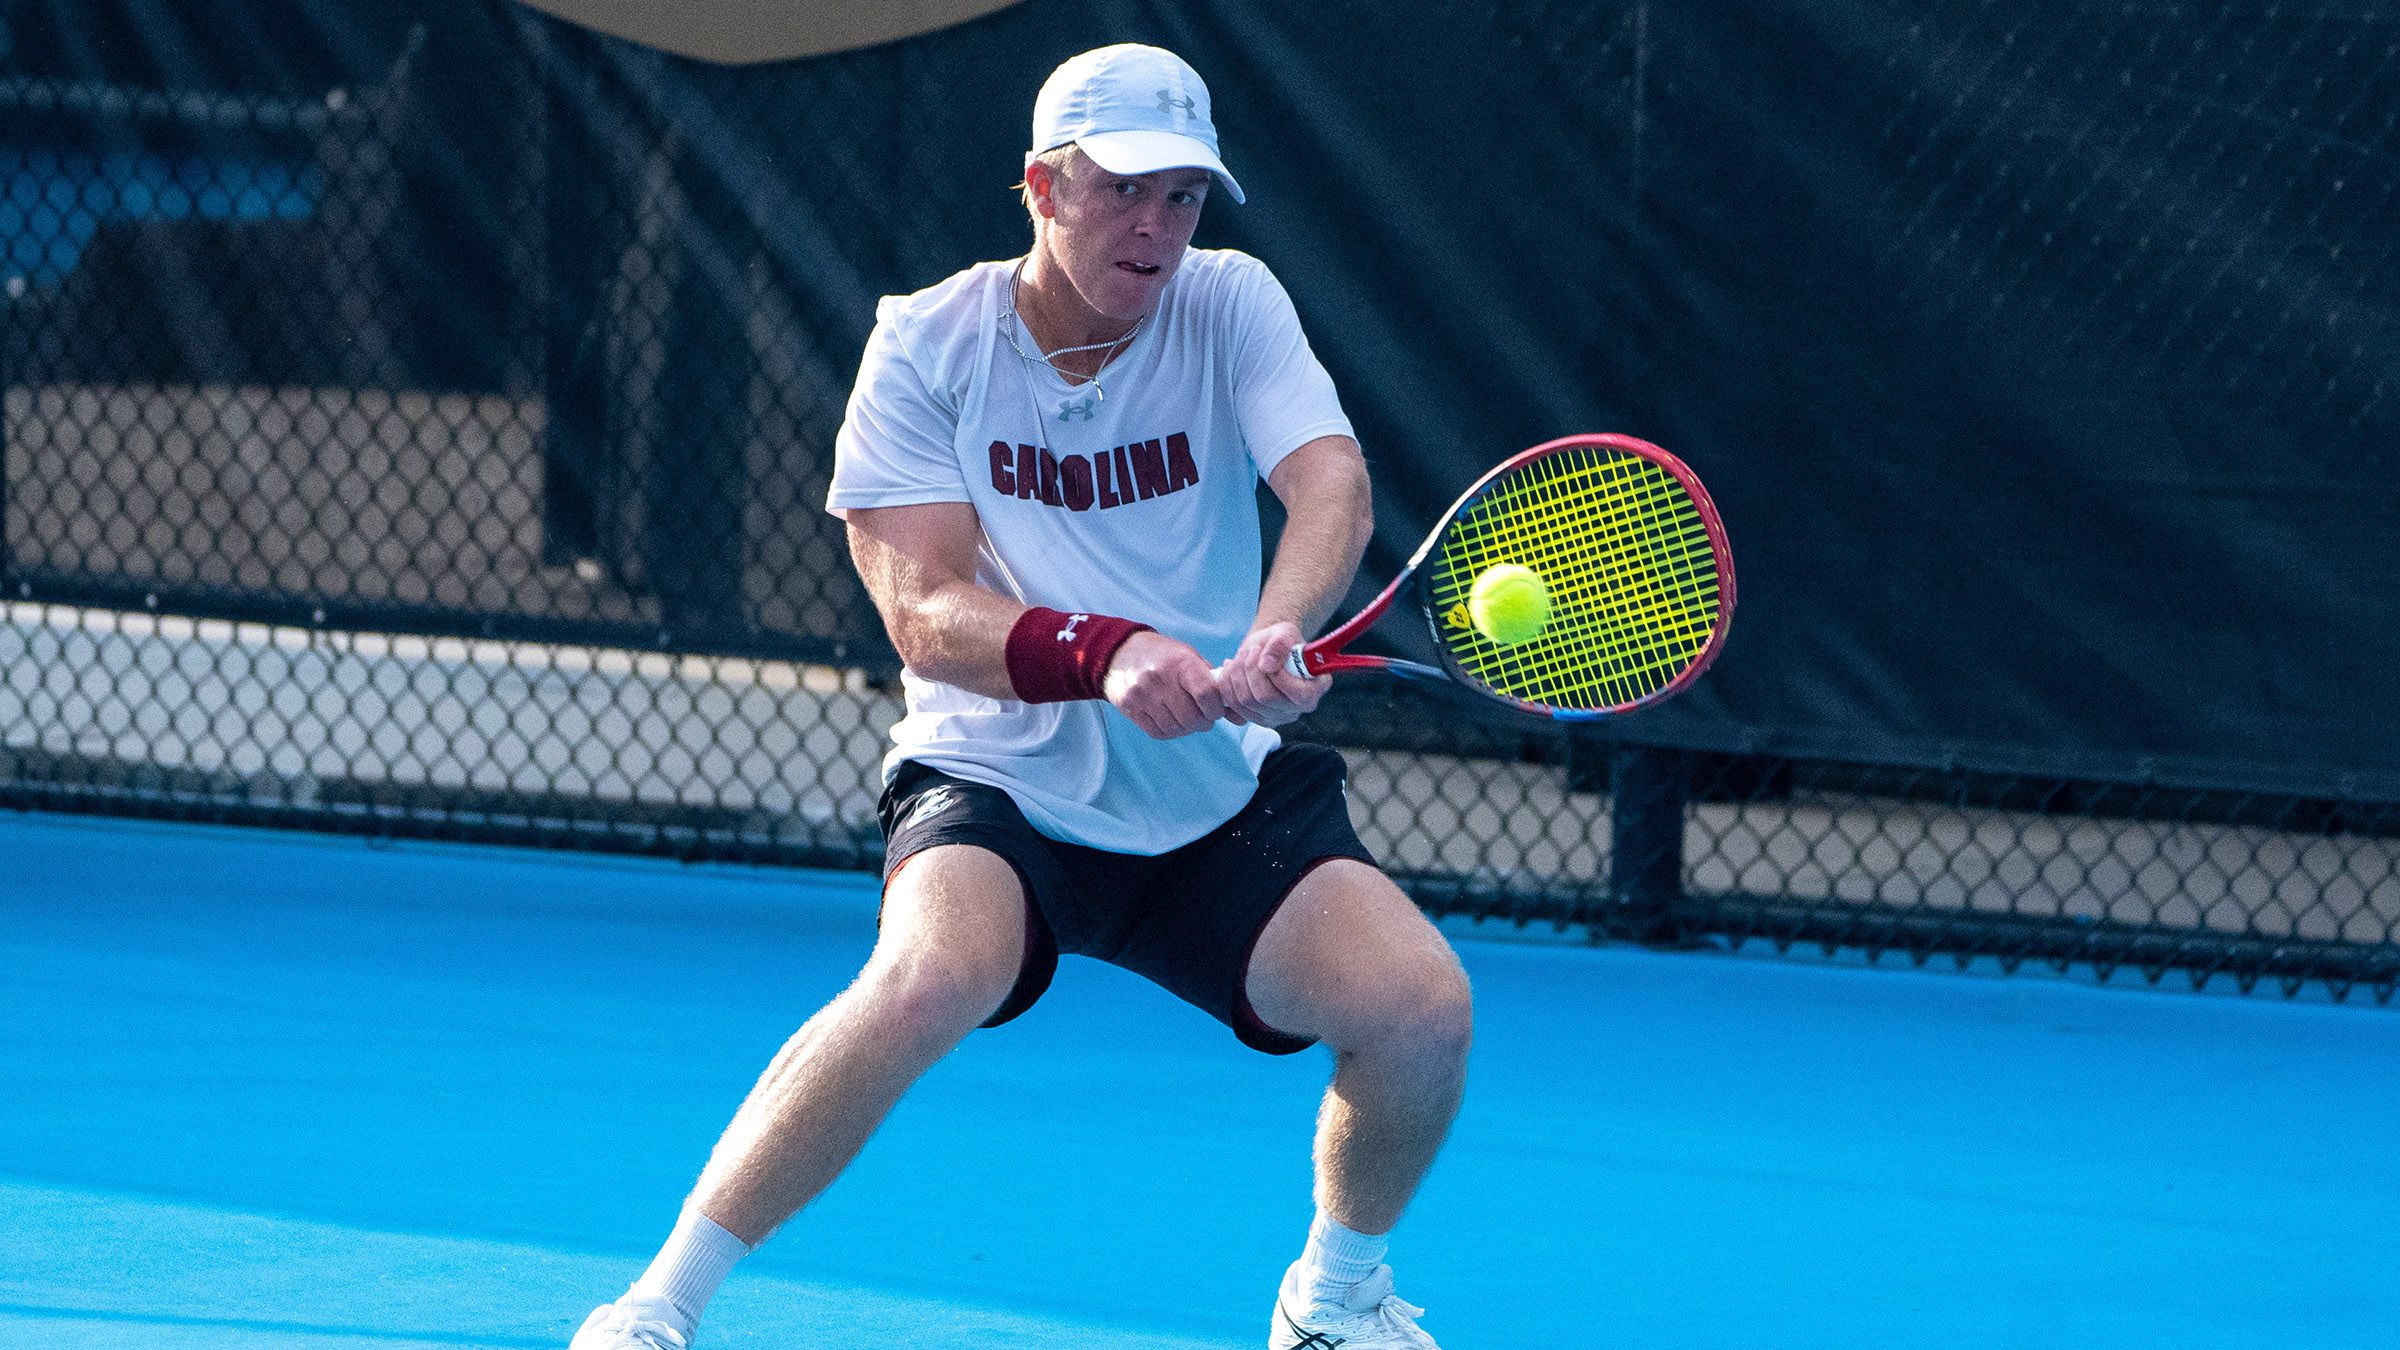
[1057, 613, 1087, 641]
[1058, 396, 1096, 421]
[1157, 90, 1196, 117]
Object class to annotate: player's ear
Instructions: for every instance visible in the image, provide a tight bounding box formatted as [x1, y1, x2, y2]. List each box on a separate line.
[1024, 160, 1058, 220]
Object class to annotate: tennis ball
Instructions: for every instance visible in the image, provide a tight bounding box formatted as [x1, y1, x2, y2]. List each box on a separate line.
[1468, 563, 1551, 645]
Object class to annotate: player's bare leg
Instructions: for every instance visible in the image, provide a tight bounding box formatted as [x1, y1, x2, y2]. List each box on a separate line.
[572, 844, 1026, 1348]
[1246, 859, 1472, 1348]
[691, 843, 1027, 1240]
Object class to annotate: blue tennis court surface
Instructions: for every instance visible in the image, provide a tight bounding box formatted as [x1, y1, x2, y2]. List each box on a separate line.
[3, 808, 2393, 1348]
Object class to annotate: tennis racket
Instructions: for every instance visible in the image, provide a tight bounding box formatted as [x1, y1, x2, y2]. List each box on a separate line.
[1286, 433, 1735, 721]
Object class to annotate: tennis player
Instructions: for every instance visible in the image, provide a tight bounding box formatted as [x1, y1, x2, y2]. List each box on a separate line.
[573, 44, 1470, 1350]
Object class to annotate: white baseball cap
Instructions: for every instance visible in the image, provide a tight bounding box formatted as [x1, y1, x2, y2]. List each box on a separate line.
[1028, 44, 1245, 205]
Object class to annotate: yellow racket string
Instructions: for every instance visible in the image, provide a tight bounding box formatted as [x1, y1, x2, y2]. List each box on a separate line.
[1428, 445, 1724, 711]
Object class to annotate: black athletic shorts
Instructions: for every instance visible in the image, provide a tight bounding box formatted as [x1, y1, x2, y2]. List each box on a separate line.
[875, 741, 1376, 1056]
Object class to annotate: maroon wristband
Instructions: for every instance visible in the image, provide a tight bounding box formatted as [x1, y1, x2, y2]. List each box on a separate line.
[1005, 606, 1152, 704]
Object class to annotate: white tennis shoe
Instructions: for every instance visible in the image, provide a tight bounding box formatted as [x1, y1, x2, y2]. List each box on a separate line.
[568, 1291, 692, 1349]
[1269, 1260, 1441, 1348]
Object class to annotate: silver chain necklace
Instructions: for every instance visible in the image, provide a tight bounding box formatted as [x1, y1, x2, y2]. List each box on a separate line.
[1002, 256, 1146, 407]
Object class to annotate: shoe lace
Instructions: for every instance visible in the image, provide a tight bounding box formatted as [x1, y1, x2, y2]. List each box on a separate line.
[1279, 1281, 1432, 1348]
[598, 1307, 690, 1350]
[1366, 1292, 1429, 1334]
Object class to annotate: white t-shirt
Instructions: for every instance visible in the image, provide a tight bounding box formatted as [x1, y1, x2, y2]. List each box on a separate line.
[826, 248, 1355, 854]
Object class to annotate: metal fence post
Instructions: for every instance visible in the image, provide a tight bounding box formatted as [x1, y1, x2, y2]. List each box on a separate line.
[1609, 743, 1689, 942]
[643, 135, 751, 647]
[540, 24, 608, 570]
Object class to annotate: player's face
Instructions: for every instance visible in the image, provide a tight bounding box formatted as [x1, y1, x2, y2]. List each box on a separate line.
[1039, 157, 1211, 323]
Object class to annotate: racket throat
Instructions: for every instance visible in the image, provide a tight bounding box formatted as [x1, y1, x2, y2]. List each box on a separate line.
[1287, 642, 1442, 685]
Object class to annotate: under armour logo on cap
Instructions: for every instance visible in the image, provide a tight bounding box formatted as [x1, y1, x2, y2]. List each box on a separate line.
[1027, 44, 1246, 204]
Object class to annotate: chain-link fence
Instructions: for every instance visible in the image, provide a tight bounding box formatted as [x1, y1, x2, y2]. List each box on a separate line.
[0, 14, 897, 665]
[2, 1, 2395, 1004]
[8, 600, 2395, 1002]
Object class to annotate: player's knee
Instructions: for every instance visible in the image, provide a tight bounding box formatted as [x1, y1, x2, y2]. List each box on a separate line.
[863, 943, 1020, 1047]
[868, 846, 1027, 1043]
[1343, 948, 1472, 1063]
[1403, 955, 1474, 1062]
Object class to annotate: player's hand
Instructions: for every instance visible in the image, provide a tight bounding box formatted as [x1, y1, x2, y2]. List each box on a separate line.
[1215, 621, 1329, 728]
[1104, 630, 1237, 739]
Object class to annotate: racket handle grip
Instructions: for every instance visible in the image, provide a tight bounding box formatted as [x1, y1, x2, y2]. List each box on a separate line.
[1285, 645, 1312, 680]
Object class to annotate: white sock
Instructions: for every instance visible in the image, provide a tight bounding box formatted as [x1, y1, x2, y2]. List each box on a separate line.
[1298, 1208, 1389, 1305]
[629, 1208, 752, 1330]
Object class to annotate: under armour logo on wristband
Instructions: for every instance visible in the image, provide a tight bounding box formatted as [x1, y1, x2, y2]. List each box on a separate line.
[1007, 607, 1151, 704]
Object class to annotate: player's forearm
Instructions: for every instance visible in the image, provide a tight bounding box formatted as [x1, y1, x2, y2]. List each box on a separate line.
[884, 580, 1024, 699]
[1258, 437, 1374, 637]
[846, 506, 1022, 700]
